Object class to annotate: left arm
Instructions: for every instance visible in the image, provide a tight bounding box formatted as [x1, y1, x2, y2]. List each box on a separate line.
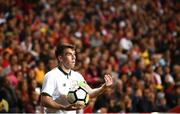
[84, 74, 113, 98]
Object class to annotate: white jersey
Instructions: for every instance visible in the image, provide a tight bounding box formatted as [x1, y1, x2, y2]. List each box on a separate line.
[41, 67, 86, 114]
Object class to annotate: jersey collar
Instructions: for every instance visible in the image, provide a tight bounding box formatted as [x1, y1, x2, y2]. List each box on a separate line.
[58, 66, 71, 76]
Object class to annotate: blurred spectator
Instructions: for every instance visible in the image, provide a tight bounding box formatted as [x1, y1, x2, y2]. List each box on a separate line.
[0, 76, 18, 112]
[93, 87, 114, 113]
[34, 61, 45, 87]
[27, 79, 40, 113]
[16, 80, 29, 112]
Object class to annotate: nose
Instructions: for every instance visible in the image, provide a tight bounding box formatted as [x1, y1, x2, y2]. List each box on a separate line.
[72, 54, 76, 60]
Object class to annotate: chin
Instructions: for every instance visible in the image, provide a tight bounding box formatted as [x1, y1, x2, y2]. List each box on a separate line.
[70, 65, 75, 69]
[72, 65, 75, 68]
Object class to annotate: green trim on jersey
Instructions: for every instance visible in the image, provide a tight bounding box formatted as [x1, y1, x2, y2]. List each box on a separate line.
[78, 81, 87, 88]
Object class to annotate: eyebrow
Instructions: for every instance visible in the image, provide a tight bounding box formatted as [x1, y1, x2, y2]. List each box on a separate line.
[64, 52, 76, 55]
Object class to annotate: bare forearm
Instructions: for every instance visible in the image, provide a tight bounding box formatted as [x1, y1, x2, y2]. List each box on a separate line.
[84, 74, 113, 98]
[89, 84, 106, 98]
[41, 95, 65, 110]
[41, 95, 82, 111]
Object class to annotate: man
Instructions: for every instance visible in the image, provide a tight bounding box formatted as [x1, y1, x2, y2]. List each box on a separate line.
[40, 43, 113, 113]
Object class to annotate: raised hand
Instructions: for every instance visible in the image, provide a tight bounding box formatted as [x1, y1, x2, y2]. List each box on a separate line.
[104, 74, 113, 87]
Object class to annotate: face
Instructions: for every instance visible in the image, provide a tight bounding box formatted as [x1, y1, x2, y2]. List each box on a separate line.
[60, 48, 76, 69]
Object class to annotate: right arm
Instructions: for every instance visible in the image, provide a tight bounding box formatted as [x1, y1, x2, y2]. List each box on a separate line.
[40, 94, 80, 110]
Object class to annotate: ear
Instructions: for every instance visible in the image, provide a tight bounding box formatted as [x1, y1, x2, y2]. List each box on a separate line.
[57, 56, 62, 62]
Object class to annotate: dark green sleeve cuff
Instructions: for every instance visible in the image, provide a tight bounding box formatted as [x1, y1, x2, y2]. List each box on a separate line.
[41, 92, 52, 97]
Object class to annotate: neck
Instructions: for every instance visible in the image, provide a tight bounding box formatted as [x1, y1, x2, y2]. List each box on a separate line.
[59, 63, 71, 74]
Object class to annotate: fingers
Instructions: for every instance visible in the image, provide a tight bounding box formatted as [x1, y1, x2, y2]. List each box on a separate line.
[75, 102, 85, 109]
[66, 103, 84, 110]
[105, 74, 112, 82]
[66, 104, 81, 110]
[104, 74, 113, 86]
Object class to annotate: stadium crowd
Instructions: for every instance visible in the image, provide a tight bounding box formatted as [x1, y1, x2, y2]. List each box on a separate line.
[0, 0, 180, 113]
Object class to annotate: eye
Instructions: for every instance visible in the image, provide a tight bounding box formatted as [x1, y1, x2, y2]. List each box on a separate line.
[64, 52, 71, 56]
[66, 53, 71, 56]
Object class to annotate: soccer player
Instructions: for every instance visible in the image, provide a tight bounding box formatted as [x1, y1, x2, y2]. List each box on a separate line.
[40, 43, 113, 113]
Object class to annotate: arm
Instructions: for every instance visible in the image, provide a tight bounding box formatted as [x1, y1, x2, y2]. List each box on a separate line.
[85, 84, 106, 98]
[41, 94, 64, 110]
[84, 74, 113, 98]
[41, 94, 81, 110]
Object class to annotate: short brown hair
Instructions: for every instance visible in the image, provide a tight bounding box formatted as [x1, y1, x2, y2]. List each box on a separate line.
[55, 43, 75, 57]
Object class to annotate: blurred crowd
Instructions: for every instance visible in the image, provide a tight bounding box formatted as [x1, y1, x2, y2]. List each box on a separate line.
[0, 0, 180, 113]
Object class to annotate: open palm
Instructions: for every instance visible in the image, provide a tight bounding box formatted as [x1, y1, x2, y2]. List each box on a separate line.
[104, 74, 113, 87]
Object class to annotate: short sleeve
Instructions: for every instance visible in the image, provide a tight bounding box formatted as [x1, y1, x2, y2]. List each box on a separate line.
[41, 73, 56, 97]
